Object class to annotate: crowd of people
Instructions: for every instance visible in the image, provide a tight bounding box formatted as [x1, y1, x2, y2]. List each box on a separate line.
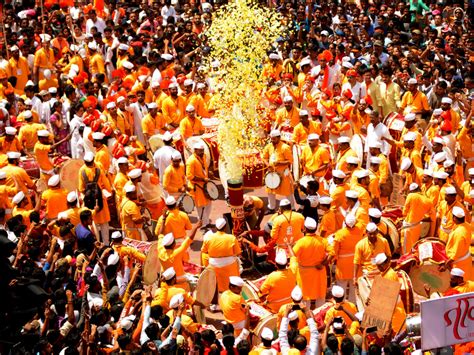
[0, 0, 473, 354]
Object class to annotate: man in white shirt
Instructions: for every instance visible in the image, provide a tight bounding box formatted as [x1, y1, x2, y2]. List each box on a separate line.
[127, 90, 148, 144]
[365, 110, 393, 158]
[86, 10, 107, 34]
[153, 132, 179, 181]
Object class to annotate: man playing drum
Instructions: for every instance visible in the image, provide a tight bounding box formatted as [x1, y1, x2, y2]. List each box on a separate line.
[401, 183, 436, 254]
[41, 174, 68, 220]
[263, 130, 295, 212]
[328, 214, 363, 303]
[353, 222, 391, 285]
[300, 134, 331, 179]
[157, 219, 202, 290]
[288, 217, 330, 309]
[341, 190, 369, 231]
[180, 104, 204, 141]
[120, 184, 147, 241]
[186, 141, 213, 229]
[257, 251, 297, 313]
[201, 218, 241, 310]
[220, 276, 247, 336]
[155, 196, 192, 246]
[162, 152, 186, 197]
[335, 136, 357, 174]
[444, 206, 472, 280]
[437, 186, 470, 243]
[110, 231, 146, 263]
[292, 110, 322, 145]
[35, 129, 72, 180]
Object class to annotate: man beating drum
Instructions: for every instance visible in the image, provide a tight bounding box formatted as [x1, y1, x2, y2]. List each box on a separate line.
[263, 129, 296, 212]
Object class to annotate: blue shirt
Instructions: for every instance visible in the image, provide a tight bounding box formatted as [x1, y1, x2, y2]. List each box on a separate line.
[75, 224, 95, 254]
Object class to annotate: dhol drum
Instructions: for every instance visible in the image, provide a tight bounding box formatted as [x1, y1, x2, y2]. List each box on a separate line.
[149, 130, 183, 153]
[280, 125, 293, 144]
[19, 157, 40, 179]
[202, 117, 220, 134]
[383, 113, 405, 172]
[355, 275, 372, 312]
[350, 134, 364, 164]
[242, 280, 260, 301]
[177, 193, 195, 214]
[396, 270, 415, 314]
[264, 171, 281, 190]
[59, 159, 84, 191]
[409, 262, 450, 297]
[204, 181, 219, 200]
[381, 216, 400, 254]
[292, 144, 301, 181]
[185, 133, 220, 172]
[241, 150, 267, 188]
[252, 313, 278, 347]
[194, 268, 217, 307]
[143, 241, 160, 285]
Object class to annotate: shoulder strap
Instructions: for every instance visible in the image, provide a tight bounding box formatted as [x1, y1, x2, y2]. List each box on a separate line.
[82, 169, 90, 185]
[93, 168, 100, 183]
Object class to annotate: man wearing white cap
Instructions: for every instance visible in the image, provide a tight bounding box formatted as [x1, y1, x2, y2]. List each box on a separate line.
[1, 151, 36, 209]
[335, 136, 357, 174]
[439, 268, 474, 295]
[127, 89, 148, 143]
[12, 190, 40, 230]
[162, 152, 186, 196]
[437, 186, 469, 243]
[353, 222, 391, 283]
[219, 276, 247, 334]
[250, 326, 277, 354]
[189, 82, 213, 118]
[161, 83, 186, 128]
[400, 77, 429, 116]
[202, 217, 241, 295]
[153, 130, 179, 182]
[350, 169, 371, 209]
[257, 250, 297, 313]
[318, 196, 338, 238]
[262, 52, 282, 82]
[157, 220, 202, 290]
[155, 195, 192, 249]
[300, 133, 330, 179]
[17, 110, 46, 152]
[444, 206, 472, 279]
[120, 183, 148, 241]
[292, 110, 321, 145]
[0, 126, 23, 156]
[78, 151, 112, 244]
[401, 183, 435, 253]
[399, 157, 423, 191]
[328, 214, 364, 303]
[373, 252, 408, 333]
[263, 130, 296, 211]
[110, 231, 146, 263]
[186, 141, 213, 228]
[443, 159, 464, 188]
[34, 128, 72, 179]
[64, 191, 81, 226]
[0, 171, 16, 218]
[33, 33, 55, 82]
[141, 102, 166, 145]
[8, 45, 30, 95]
[384, 132, 422, 174]
[323, 285, 358, 333]
[330, 169, 349, 208]
[275, 95, 300, 130]
[105, 101, 131, 137]
[440, 96, 460, 132]
[342, 190, 369, 231]
[41, 175, 68, 219]
[270, 198, 304, 249]
[113, 157, 130, 207]
[421, 169, 439, 205]
[397, 112, 422, 151]
[92, 132, 112, 182]
[288, 217, 329, 308]
[179, 104, 204, 141]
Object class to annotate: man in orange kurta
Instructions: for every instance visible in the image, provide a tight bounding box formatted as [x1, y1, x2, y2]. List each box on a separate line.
[219, 276, 247, 335]
[270, 199, 305, 249]
[437, 186, 470, 242]
[186, 142, 212, 227]
[202, 218, 241, 294]
[275, 96, 300, 129]
[120, 184, 145, 241]
[162, 83, 186, 128]
[180, 104, 204, 141]
[41, 175, 68, 220]
[300, 134, 330, 178]
[445, 207, 472, 280]
[290, 217, 330, 309]
[263, 130, 294, 211]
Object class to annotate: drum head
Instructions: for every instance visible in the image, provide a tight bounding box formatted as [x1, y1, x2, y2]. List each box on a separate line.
[381, 217, 400, 254]
[409, 263, 450, 296]
[264, 172, 281, 189]
[36, 179, 48, 193]
[292, 144, 301, 181]
[195, 268, 217, 306]
[143, 242, 160, 285]
[420, 221, 431, 238]
[241, 282, 259, 301]
[59, 159, 84, 192]
[178, 194, 195, 214]
[149, 134, 164, 152]
[356, 276, 372, 312]
[252, 315, 277, 347]
[204, 181, 219, 200]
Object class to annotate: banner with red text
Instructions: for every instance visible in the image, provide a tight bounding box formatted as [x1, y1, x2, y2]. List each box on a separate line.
[421, 292, 474, 350]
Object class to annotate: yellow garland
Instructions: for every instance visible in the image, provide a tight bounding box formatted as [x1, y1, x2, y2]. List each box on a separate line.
[206, 0, 283, 180]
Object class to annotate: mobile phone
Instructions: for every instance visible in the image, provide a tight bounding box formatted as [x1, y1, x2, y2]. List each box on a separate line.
[292, 304, 301, 310]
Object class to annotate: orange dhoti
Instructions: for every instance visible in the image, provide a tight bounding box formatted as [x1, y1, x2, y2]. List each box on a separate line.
[208, 258, 240, 293]
[296, 265, 326, 301]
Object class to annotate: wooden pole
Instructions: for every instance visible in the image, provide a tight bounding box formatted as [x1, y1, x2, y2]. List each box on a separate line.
[0, 3, 9, 60]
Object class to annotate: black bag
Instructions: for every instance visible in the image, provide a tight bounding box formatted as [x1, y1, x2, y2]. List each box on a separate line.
[82, 168, 103, 211]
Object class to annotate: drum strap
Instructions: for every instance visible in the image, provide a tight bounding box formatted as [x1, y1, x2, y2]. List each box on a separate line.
[339, 253, 355, 258]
